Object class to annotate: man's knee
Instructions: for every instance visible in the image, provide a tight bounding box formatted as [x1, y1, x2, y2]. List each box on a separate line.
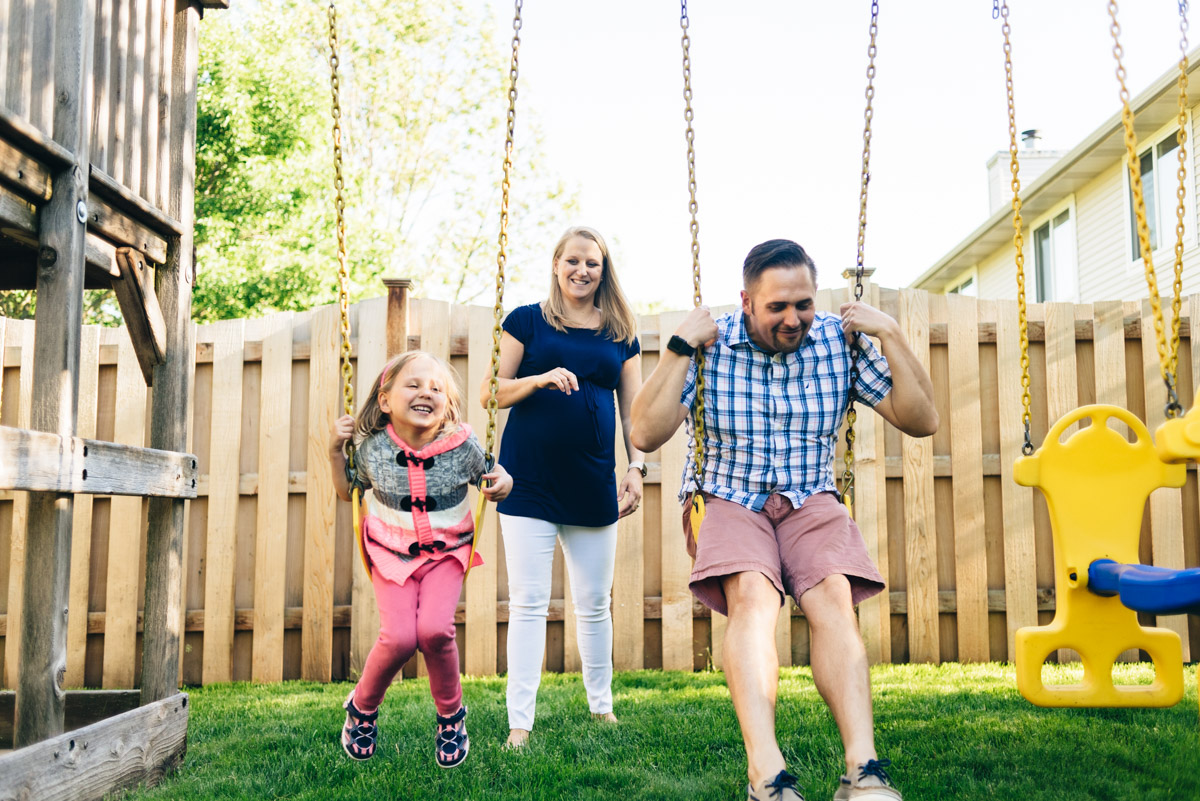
[723, 572, 783, 622]
[799, 574, 856, 628]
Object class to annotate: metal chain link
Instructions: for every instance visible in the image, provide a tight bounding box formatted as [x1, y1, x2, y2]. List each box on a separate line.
[841, 0, 879, 515]
[681, 0, 706, 490]
[1168, 1, 1190, 413]
[1000, 1, 1034, 455]
[484, 0, 521, 463]
[328, 2, 354, 420]
[1109, 0, 1186, 418]
[326, 0, 364, 496]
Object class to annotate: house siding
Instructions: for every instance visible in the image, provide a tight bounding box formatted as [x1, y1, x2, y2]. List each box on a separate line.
[972, 106, 1200, 304]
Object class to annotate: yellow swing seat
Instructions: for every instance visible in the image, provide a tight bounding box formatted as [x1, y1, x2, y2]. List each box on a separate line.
[1012, 405, 1185, 708]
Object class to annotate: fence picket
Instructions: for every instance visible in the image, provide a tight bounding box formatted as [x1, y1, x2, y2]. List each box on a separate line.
[301, 305, 340, 682]
[101, 335, 148, 688]
[348, 300, 386, 679]
[612, 391, 644, 672]
[200, 320, 245, 685]
[3, 320, 34, 689]
[464, 304, 500, 676]
[992, 299, 1038, 659]
[852, 278, 890, 663]
[899, 290, 938, 663]
[251, 312, 294, 682]
[657, 311, 693, 671]
[947, 294, 988, 662]
[65, 327, 100, 687]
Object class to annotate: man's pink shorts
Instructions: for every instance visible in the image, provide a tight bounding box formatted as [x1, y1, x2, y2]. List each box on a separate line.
[683, 491, 885, 616]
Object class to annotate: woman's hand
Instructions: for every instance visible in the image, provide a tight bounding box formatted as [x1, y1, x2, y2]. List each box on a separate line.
[482, 463, 514, 502]
[535, 366, 580, 395]
[616, 466, 644, 519]
[329, 414, 355, 458]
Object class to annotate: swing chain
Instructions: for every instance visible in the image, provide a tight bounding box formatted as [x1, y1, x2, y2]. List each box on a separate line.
[842, 0, 879, 512]
[999, 1, 1034, 456]
[681, 0, 707, 490]
[1110, 0, 1188, 420]
[1168, 0, 1190, 418]
[327, 1, 361, 488]
[486, 0, 521, 462]
[328, 1, 353, 420]
[992, 0, 1000, 20]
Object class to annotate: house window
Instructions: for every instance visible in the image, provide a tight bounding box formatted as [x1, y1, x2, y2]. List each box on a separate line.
[947, 276, 976, 296]
[1033, 209, 1076, 302]
[1129, 133, 1187, 261]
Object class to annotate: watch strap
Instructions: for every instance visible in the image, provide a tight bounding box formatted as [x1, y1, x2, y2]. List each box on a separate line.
[667, 334, 697, 357]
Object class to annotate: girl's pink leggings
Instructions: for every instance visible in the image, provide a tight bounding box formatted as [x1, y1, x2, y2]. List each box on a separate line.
[352, 557, 464, 716]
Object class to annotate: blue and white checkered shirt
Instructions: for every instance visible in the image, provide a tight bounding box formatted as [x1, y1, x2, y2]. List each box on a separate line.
[679, 310, 892, 511]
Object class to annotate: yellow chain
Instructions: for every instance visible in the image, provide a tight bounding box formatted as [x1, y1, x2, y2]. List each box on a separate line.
[1109, 0, 1186, 417]
[1000, 1, 1033, 455]
[1170, 2, 1190, 398]
[841, 0, 879, 516]
[484, 0, 520, 463]
[680, 1, 706, 492]
[328, 2, 354, 419]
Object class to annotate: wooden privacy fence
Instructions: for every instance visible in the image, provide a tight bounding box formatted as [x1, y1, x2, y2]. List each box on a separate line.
[2, 280, 1200, 688]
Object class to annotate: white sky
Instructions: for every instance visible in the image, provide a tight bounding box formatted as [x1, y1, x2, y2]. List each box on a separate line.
[477, 0, 1190, 310]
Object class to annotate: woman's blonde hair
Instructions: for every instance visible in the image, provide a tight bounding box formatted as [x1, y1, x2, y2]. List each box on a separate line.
[542, 226, 638, 345]
[353, 351, 463, 444]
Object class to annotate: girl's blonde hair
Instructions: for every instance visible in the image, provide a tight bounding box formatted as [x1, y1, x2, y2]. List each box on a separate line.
[353, 351, 463, 444]
[542, 226, 638, 345]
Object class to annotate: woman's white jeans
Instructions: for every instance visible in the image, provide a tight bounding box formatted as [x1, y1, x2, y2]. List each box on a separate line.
[500, 514, 617, 731]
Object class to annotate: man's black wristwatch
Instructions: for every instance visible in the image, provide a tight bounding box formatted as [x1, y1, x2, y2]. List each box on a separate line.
[666, 334, 697, 357]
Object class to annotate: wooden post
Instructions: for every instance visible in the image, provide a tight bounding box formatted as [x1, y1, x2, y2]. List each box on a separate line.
[142, 0, 200, 705]
[15, 0, 93, 748]
[384, 278, 413, 358]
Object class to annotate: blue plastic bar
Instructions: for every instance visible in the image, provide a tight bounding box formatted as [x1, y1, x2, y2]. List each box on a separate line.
[1088, 559, 1200, 615]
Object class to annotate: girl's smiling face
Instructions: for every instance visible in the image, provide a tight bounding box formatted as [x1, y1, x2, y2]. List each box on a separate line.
[378, 355, 449, 443]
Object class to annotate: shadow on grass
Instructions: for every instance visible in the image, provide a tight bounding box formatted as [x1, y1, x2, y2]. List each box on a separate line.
[119, 664, 1199, 801]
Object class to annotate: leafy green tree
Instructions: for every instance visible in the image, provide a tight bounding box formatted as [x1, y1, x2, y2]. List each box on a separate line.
[192, 0, 578, 322]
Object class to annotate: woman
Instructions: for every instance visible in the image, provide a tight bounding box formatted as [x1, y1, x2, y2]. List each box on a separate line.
[482, 226, 645, 749]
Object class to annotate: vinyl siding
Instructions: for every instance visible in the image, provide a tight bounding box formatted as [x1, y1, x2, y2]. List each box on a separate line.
[973, 106, 1200, 303]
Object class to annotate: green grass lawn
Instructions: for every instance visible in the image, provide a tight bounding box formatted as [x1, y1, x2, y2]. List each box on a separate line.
[122, 663, 1198, 801]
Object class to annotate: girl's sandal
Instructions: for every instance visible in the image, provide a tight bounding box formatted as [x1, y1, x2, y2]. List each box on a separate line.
[341, 693, 379, 761]
[435, 705, 469, 768]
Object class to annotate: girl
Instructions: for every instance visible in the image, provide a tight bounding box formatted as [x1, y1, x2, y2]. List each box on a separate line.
[482, 226, 644, 748]
[330, 351, 512, 767]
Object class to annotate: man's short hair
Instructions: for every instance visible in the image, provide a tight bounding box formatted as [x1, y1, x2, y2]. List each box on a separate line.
[742, 239, 817, 289]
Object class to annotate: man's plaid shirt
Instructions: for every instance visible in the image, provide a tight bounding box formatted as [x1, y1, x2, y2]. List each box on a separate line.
[679, 309, 892, 511]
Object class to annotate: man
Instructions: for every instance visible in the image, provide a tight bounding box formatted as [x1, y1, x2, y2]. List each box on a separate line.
[631, 239, 937, 801]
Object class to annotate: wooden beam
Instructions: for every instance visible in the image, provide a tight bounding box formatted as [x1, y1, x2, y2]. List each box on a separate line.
[16, 0, 94, 750]
[111, 248, 166, 386]
[0, 138, 51, 202]
[0, 235, 118, 291]
[0, 693, 188, 800]
[89, 166, 183, 237]
[0, 690, 141, 750]
[86, 193, 168, 264]
[0, 106, 74, 169]
[0, 427, 198, 498]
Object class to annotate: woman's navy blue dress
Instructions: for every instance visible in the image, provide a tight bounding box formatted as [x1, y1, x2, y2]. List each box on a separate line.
[496, 303, 641, 527]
